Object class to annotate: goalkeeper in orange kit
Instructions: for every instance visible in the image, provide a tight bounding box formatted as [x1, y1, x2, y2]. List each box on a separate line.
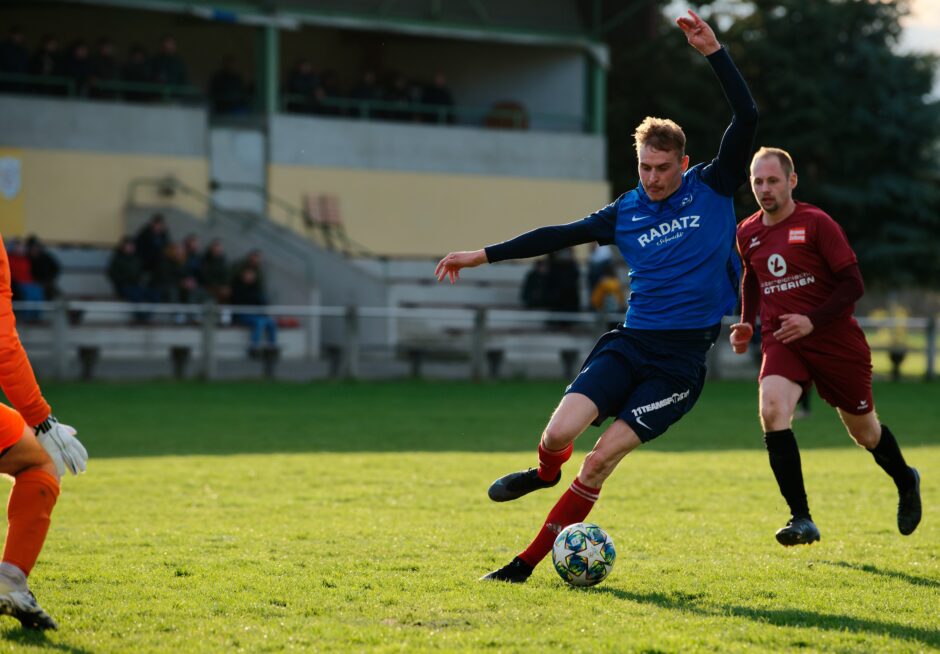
[0, 236, 87, 630]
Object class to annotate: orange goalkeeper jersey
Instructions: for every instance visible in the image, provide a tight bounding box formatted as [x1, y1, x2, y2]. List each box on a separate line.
[0, 236, 51, 426]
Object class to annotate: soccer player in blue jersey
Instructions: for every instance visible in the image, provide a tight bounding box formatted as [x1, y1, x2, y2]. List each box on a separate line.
[435, 10, 758, 583]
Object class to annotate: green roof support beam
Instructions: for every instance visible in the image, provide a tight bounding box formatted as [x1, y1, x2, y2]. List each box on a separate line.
[256, 24, 279, 115]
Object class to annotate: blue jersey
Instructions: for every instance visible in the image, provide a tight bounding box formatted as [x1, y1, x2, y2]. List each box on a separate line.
[485, 47, 757, 330]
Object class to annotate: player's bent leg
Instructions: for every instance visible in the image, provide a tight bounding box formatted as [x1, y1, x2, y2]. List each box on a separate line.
[576, 419, 642, 489]
[840, 411, 921, 535]
[0, 425, 61, 630]
[487, 393, 598, 503]
[482, 420, 641, 582]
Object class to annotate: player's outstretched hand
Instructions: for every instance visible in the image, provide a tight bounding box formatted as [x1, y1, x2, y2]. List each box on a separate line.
[676, 9, 721, 56]
[774, 314, 814, 344]
[435, 249, 487, 284]
[729, 322, 753, 355]
[35, 417, 88, 477]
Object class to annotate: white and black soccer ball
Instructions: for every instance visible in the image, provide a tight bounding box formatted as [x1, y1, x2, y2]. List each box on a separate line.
[551, 522, 616, 587]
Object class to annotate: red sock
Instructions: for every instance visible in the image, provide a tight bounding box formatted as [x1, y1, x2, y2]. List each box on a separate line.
[3, 469, 59, 576]
[518, 477, 600, 567]
[537, 441, 573, 482]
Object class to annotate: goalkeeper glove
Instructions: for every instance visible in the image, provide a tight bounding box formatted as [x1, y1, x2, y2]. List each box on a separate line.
[33, 416, 88, 477]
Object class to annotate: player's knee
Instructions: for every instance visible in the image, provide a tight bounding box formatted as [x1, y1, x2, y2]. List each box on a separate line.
[847, 424, 879, 449]
[578, 451, 613, 487]
[542, 423, 575, 450]
[760, 397, 790, 428]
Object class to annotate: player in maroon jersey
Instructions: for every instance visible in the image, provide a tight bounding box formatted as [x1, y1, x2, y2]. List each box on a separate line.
[730, 147, 921, 546]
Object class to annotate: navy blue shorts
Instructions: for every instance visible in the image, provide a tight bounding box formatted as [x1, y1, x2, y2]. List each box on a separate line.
[565, 325, 719, 442]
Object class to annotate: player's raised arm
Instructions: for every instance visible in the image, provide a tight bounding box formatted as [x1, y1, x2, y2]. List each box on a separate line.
[679, 10, 758, 195]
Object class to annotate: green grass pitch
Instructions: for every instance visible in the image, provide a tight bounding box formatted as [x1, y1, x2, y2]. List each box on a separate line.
[0, 380, 937, 653]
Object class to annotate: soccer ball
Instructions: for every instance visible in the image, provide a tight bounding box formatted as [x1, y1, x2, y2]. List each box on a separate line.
[551, 522, 616, 587]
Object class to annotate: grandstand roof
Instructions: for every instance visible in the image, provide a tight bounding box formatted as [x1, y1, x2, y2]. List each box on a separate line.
[64, 0, 610, 64]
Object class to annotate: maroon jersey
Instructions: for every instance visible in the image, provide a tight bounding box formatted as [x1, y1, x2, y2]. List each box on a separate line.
[737, 202, 857, 335]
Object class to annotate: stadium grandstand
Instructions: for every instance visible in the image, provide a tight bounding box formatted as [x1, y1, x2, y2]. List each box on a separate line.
[0, 1, 934, 382]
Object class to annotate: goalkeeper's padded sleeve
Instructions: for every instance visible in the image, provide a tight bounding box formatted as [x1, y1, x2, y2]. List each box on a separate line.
[0, 237, 51, 426]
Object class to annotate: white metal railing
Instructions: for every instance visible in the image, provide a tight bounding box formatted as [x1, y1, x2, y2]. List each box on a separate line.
[11, 300, 938, 382]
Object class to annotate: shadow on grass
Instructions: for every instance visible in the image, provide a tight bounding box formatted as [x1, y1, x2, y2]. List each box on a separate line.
[592, 587, 940, 648]
[36, 380, 940, 458]
[821, 560, 940, 588]
[0, 626, 93, 653]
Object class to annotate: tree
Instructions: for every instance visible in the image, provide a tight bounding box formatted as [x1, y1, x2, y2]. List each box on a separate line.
[603, 0, 940, 286]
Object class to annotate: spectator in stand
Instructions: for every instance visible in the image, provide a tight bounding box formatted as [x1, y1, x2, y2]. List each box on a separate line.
[547, 248, 581, 314]
[315, 69, 342, 116]
[151, 242, 184, 305]
[150, 35, 187, 90]
[180, 234, 205, 304]
[349, 69, 382, 117]
[122, 45, 153, 101]
[0, 27, 30, 92]
[382, 73, 416, 122]
[521, 258, 552, 310]
[209, 56, 250, 114]
[107, 236, 156, 323]
[421, 72, 455, 124]
[230, 266, 277, 353]
[201, 239, 231, 304]
[25, 236, 59, 302]
[7, 239, 43, 322]
[285, 59, 320, 114]
[88, 37, 119, 99]
[29, 35, 64, 95]
[63, 40, 92, 96]
[232, 249, 266, 288]
[134, 213, 171, 278]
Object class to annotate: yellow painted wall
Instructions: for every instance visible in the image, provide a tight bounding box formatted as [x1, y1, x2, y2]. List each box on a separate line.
[268, 164, 611, 257]
[10, 149, 209, 244]
[0, 148, 26, 235]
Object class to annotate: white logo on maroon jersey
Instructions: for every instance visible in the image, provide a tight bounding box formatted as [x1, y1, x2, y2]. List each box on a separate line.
[788, 228, 806, 243]
[767, 254, 787, 277]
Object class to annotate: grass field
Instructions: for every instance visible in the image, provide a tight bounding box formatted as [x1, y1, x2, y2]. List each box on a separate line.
[0, 380, 937, 653]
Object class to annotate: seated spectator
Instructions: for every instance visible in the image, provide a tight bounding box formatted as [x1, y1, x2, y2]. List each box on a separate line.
[231, 248, 266, 288]
[587, 244, 623, 322]
[421, 72, 455, 124]
[521, 258, 552, 310]
[315, 69, 342, 116]
[107, 236, 159, 322]
[0, 27, 30, 92]
[88, 37, 119, 99]
[230, 266, 277, 353]
[151, 242, 184, 304]
[122, 45, 154, 101]
[381, 73, 418, 122]
[546, 248, 581, 313]
[151, 34, 187, 89]
[285, 59, 320, 113]
[29, 35, 64, 95]
[209, 56, 250, 114]
[8, 238, 44, 321]
[63, 39, 92, 96]
[134, 213, 171, 277]
[201, 238, 230, 303]
[26, 235, 60, 301]
[180, 234, 205, 304]
[349, 69, 382, 117]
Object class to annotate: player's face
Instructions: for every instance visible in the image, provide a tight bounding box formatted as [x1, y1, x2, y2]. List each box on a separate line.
[750, 156, 796, 214]
[638, 145, 688, 202]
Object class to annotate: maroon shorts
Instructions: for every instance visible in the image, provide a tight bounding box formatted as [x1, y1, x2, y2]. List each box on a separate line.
[760, 320, 874, 415]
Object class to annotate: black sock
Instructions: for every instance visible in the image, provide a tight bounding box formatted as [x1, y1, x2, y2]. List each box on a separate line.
[764, 429, 811, 519]
[868, 424, 915, 491]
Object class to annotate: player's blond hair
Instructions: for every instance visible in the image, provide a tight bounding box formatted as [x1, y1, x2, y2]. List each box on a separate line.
[634, 117, 686, 158]
[751, 146, 795, 178]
